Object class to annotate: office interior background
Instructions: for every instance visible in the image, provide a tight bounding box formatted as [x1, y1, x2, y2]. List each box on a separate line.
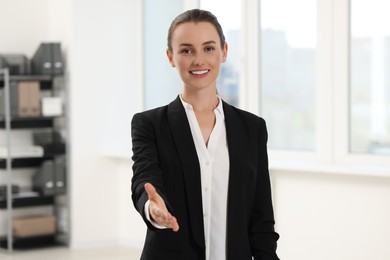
[1, 0, 390, 259]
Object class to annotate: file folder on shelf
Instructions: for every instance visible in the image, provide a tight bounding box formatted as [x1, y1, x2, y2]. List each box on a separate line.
[32, 160, 55, 196]
[0, 54, 30, 75]
[31, 43, 63, 75]
[32, 43, 52, 75]
[0, 81, 18, 117]
[51, 43, 63, 75]
[32, 157, 66, 196]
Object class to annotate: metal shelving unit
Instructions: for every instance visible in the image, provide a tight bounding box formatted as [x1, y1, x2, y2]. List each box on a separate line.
[0, 68, 69, 252]
[0, 68, 13, 252]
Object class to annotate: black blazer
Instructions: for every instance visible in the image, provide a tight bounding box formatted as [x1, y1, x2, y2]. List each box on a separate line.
[131, 96, 279, 260]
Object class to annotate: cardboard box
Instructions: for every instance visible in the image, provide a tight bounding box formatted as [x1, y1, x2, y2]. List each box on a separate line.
[16, 81, 41, 117]
[12, 215, 56, 238]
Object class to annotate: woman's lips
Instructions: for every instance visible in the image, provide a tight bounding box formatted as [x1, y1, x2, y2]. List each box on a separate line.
[190, 69, 209, 77]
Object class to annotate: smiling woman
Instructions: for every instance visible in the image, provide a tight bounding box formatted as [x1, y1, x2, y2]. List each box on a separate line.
[131, 9, 279, 260]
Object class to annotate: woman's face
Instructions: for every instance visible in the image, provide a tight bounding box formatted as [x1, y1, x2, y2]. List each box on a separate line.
[167, 22, 228, 92]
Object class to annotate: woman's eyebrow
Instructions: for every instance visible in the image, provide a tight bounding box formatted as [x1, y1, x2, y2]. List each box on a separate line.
[178, 40, 216, 47]
[179, 43, 193, 47]
[202, 40, 216, 45]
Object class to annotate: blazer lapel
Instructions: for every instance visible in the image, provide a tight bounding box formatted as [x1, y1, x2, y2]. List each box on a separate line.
[167, 96, 206, 250]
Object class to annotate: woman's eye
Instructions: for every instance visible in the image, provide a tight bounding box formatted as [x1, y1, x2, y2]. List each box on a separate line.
[205, 47, 214, 52]
[180, 49, 192, 54]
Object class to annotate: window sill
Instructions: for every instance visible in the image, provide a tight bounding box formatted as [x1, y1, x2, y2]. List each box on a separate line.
[105, 153, 390, 178]
[269, 159, 390, 178]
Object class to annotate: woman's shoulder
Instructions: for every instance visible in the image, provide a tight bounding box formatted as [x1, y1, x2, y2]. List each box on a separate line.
[131, 104, 169, 125]
[134, 105, 167, 116]
[223, 101, 266, 126]
[133, 96, 181, 118]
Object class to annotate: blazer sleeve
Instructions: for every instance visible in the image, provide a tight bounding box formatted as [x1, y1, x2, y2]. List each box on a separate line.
[131, 112, 173, 231]
[250, 118, 280, 260]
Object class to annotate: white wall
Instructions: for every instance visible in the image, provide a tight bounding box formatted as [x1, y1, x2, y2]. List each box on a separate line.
[68, 0, 142, 247]
[272, 169, 390, 260]
[0, 0, 50, 56]
[1, 1, 390, 260]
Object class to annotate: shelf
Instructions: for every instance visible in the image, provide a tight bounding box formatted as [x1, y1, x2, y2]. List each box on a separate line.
[0, 75, 53, 90]
[0, 235, 59, 249]
[0, 195, 54, 209]
[0, 117, 55, 129]
[1, 66, 68, 252]
[0, 148, 65, 169]
[0, 157, 54, 169]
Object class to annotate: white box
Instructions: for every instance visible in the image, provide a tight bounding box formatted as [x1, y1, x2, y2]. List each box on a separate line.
[0, 146, 44, 158]
[41, 97, 63, 116]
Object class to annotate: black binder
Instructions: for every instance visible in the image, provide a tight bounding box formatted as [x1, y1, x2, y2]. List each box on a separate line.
[51, 43, 63, 75]
[33, 157, 66, 195]
[32, 43, 52, 75]
[10, 81, 19, 116]
[31, 43, 63, 75]
[1, 54, 30, 75]
[54, 157, 66, 194]
[0, 81, 20, 117]
[33, 160, 55, 196]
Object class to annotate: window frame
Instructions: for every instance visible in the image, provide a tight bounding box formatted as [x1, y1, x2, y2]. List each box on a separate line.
[333, 0, 390, 166]
[137, 0, 390, 175]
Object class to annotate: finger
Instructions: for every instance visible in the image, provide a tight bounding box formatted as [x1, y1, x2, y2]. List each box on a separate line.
[144, 183, 157, 200]
[163, 212, 179, 232]
[170, 216, 180, 232]
[151, 208, 179, 231]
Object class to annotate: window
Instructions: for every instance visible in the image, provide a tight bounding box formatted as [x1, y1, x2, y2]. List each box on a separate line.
[350, 0, 390, 154]
[200, 0, 241, 106]
[143, 0, 183, 109]
[260, 0, 317, 150]
[140, 0, 390, 168]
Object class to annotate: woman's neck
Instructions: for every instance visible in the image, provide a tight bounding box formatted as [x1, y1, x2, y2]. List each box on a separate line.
[181, 89, 219, 113]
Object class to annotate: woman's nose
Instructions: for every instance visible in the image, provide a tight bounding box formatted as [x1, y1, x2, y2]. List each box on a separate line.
[193, 53, 205, 66]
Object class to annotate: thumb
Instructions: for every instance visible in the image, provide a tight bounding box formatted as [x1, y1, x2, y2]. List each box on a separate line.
[144, 183, 158, 200]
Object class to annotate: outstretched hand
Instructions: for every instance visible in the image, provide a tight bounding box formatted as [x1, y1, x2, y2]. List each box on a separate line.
[144, 183, 179, 232]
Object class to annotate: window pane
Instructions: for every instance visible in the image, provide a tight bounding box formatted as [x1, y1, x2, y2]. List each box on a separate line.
[260, 0, 316, 150]
[144, 0, 183, 109]
[350, 0, 390, 154]
[200, 0, 241, 106]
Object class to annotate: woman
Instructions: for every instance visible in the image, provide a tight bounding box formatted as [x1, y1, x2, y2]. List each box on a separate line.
[131, 9, 280, 260]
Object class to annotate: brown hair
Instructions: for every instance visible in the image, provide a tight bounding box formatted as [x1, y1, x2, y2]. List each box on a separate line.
[167, 9, 226, 52]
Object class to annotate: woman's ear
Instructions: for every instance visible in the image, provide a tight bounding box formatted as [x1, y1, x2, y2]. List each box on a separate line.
[166, 49, 175, 67]
[222, 42, 228, 63]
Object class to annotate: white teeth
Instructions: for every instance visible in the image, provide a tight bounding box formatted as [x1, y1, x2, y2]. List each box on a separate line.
[191, 70, 208, 75]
